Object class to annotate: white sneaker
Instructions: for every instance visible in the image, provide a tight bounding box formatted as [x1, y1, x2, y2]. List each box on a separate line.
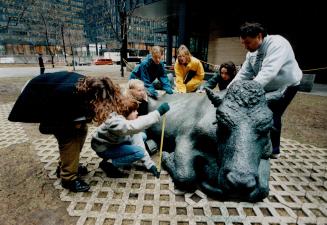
[270, 153, 280, 159]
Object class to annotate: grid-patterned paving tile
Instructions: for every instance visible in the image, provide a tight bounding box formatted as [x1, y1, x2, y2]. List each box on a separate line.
[32, 133, 327, 225]
[0, 103, 28, 148]
[2, 103, 327, 225]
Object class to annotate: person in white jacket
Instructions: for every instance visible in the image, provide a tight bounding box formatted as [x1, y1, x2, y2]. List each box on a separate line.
[91, 97, 170, 178]
[228, 22, 303, 159]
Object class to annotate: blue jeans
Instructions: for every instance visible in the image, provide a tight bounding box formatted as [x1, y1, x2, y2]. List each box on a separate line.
[96, 144, 145, 168]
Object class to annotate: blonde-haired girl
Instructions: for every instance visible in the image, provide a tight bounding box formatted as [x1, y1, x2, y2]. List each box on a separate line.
[174, 45, 205, 93]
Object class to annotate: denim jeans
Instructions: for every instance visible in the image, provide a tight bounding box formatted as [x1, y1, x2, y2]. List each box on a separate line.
[268, 85, 299, 154]
[96, 144, 145, 168]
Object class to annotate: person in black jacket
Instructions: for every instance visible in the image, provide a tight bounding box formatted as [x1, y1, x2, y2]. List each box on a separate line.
[8, 71, 122, 192]
[197, 61, 237, 92]
[38, 54, 45, 74]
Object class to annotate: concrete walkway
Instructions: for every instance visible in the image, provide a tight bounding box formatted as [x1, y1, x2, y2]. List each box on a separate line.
[1, 66, 326, 224]
[0, 66, 327, 225]
[0, 65, 122, 78]
[1, 65, 327, 97]
[1, 104, 326, 225]
[303, 83, 327, 97]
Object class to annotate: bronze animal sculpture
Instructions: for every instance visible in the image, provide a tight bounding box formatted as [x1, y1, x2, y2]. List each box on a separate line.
[147, 80, 281, 202]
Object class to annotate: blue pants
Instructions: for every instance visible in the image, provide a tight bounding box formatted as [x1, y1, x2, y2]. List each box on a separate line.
[96, 144, 145, 168]
[268, 85, 299, 154]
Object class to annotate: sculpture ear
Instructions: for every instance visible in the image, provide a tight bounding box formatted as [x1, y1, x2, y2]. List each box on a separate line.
[205, 87, 223, 107]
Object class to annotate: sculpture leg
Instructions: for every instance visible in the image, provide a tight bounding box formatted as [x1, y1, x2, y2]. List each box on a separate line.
[249, 159, 270, 202]
[162, 151, 176, 174]
[162, 136, 198, 190]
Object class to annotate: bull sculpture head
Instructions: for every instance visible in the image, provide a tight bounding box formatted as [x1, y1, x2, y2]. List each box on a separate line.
[205, 80, 275, 201]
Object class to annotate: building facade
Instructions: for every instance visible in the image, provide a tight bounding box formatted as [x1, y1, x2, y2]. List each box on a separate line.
[83, 0, 168, 55]
[0, 0, 168, 63]
[0, 0, 84, 58]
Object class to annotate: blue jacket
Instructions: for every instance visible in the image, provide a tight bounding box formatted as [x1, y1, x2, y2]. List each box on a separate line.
[129, 54, 173, 96]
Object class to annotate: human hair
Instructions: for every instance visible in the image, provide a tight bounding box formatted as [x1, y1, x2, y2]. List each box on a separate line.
[240, 22, 267, 38]
[76, 76, 123, 125]
[177, 45, 191, 63]
[151, 46, 163, 57]
[127, 79, 145, 90]
[124, 79, 146, 101]
[117, 97, 139, 118]
[219, 61, 237, 80]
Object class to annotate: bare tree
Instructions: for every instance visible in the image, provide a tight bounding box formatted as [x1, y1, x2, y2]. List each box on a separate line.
[65, 28, 87, 71]
[103, 0, 137, 77]
[33, 0, 63, 68]
[0, 0, 37, 56]
[0, 0, 36, 33]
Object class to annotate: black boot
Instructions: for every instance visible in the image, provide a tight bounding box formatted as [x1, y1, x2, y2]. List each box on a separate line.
[56, 164, 88, 178]
[61, 178, 90, 192]
[99, 161, 127, 178]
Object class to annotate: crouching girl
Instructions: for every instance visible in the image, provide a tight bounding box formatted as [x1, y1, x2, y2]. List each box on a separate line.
[91, 97, 169, 178]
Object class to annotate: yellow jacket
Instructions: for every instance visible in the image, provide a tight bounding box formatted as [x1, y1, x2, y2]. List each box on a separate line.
[174, 56, 205, 93]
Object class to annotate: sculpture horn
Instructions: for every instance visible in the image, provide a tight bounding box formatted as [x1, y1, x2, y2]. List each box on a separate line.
[205, 87, 224, 107]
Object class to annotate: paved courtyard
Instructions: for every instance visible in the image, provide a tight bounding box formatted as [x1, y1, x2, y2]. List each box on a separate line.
[1, 100, 327, 225]
[1, 66, 327, 225]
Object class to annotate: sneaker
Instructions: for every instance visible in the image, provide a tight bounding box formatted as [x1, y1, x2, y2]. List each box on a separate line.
[61, 178, 90, 192]
[99, 161, 127, 178]
[270, 153, 280, 159]
[148, 165, 160, 178]
[56, 164, 88, 178]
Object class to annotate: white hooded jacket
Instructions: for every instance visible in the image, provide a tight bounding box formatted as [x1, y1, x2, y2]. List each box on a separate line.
[91, 110, 160, 152]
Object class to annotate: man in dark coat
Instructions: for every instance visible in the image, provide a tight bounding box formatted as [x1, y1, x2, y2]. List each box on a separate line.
[38, 54, 45, 74]
[9, 71, 122, 192]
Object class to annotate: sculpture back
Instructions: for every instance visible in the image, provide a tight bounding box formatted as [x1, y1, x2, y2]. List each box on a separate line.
[147, 80, 274, 202]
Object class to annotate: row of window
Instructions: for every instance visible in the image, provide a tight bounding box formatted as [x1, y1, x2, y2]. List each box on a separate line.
[1, 0, 168, 50]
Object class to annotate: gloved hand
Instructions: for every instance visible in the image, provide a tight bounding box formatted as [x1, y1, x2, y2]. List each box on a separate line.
[149, 165, 160, 178]
[147, 90, 158, 100]
[196, 85, 205, 93]
[165, 89, 173, 94]
[156, 102, 170, 116]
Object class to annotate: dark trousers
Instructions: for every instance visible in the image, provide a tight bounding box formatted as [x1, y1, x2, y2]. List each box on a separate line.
[268, 85, 299, 154]
[40, 67, 45, 74]
[54, 123, 88, 181]
[153, 73, 175, 89]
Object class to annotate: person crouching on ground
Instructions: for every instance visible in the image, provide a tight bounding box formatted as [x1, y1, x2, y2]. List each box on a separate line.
[197, 61, 237, 92]
[129, 46, 174, 99]
[91, 97, 170, 178]
[174, 44, 205, 93]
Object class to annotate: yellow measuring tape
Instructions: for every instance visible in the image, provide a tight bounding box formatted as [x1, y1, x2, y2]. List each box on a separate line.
[158, 114, 166, 172]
